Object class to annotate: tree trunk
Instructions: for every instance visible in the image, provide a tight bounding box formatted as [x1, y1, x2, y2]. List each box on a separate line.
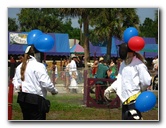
[80, 21, 82, 46]
[83, 16, 90, 69]
[106, 34, 112, 61]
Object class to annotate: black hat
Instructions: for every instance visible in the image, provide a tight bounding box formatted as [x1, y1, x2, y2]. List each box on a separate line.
[119, 43, 134, 60]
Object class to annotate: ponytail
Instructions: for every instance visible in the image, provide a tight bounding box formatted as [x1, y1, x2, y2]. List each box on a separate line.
[135, 52, 146, 64]
[20, 54, 30, 81]
[20, 46, 35, 81]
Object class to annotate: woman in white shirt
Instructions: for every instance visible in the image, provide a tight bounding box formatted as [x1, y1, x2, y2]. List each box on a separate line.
[104, 43, 151, 120]
[65, 58, 71, 92]
[12, 46, 58, 120]
[69, 54, 78, 76]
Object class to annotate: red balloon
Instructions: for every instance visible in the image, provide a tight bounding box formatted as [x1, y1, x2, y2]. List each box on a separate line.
[128, 36, 145, 51]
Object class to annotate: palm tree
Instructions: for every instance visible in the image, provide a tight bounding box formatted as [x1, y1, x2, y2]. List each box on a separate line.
[90, 8, 139, 60]
[59, 8, 100, 69]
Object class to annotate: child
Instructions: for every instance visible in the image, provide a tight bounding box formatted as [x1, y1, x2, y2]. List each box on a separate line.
[69, 71, 78, 93]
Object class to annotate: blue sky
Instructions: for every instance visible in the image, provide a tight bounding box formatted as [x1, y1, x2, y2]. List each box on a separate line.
[8, 8, 158, 28]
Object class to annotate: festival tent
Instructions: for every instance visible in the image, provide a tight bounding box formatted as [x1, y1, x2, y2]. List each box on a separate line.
[89, 42, 102, 57]
[138, 38, 158, 58]
[46, 33, 70, 56]
[8, 43, 26, 55]
[113, 37, 158, 58]
[8, 32, 70, 56]
[114, 37, 157, 45]
[141, 44, 158, 52]
[143, 37, 157, 44]
[69, 39, 79, 49]
[70, 44, 84, 54]
[89, 37, 118, 57]
[8, 32, 28, 55]
[139, 44, 158, 58]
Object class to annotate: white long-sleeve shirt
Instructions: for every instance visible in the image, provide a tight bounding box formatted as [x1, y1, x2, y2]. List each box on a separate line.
[111, 56, 152, 103]
[12, 56, 58, 98]
[69, 60, 78, 75]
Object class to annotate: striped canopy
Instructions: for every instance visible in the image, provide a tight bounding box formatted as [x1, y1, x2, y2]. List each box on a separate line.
[70, 44, 84, 54]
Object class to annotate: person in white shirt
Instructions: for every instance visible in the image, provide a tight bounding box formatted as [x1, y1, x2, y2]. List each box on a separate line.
[68, 54, 78, 93]
[69, 54, 78, 76]
[12, 46, 58, 120]
[104, 43, 152, 120]
[65, 58, 71, 92]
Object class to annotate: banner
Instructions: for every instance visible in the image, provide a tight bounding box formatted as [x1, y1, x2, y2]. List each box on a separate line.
[9, 32, 28, 44]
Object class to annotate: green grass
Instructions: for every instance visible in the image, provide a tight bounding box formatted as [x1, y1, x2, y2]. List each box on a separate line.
[11, 93, 158, 121]
[11, 93, 122, 120]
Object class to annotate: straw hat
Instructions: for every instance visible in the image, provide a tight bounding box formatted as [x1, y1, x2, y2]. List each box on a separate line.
[71, 54, 77, 58]
[99, 57, 104, 62]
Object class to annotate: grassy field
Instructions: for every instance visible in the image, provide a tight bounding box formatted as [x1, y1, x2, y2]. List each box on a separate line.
[11, 92, 159, 121]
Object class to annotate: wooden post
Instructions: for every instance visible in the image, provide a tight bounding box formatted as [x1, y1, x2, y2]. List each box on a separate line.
[8, 79, 14, 120]
[44, 53, 46, 61]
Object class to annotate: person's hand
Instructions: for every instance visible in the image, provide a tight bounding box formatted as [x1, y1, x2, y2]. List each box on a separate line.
[104, 90, 111, 101]
[19, 85, 22, 92]
[51, 89, 58, 95]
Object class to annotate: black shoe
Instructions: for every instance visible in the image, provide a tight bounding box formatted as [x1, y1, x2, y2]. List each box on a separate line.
[97, 100, 104, 104]
[90, 89, 95, 93]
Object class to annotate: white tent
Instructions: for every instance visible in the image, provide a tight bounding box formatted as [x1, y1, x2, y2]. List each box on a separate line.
[69, 39, 79, 49]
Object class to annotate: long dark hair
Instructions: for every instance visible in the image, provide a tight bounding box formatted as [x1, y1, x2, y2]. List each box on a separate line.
[20, 46, 35, 81]
[135, 52, 146, 64]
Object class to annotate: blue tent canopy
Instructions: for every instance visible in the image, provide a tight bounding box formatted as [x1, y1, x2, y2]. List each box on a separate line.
[141, 44, 158, 52]
[139, 52, 158, 58]
[89, 37, 118, 57]
[8, 43, 27, 55]
[8, 32, 70, 56]
[46, 33, 70, 56]
[139, 44, 158, 58]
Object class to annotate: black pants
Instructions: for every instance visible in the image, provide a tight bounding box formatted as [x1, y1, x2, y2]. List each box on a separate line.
[17, 92, 47, 120]
[95, 84, 107, 102]
[19, 102, 46, 120]
[122, 101, 142, 120]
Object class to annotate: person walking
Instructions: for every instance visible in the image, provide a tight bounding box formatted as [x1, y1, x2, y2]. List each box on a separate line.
[12, 46, 58, 120]
[64, 58, 71, 92]
[51, 61, 58, 85]
[68, 54, 78, 93]
[8, 56, 16, 79]
[69, 54, 78, 76]
[104, 43, 152, 120]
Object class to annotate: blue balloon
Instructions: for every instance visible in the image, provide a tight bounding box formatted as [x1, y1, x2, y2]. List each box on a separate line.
[135, 91, 157, 112]
[34, 34, 54, 52]
[123, 27, 139, 43]
[27, 29, 43, 45]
